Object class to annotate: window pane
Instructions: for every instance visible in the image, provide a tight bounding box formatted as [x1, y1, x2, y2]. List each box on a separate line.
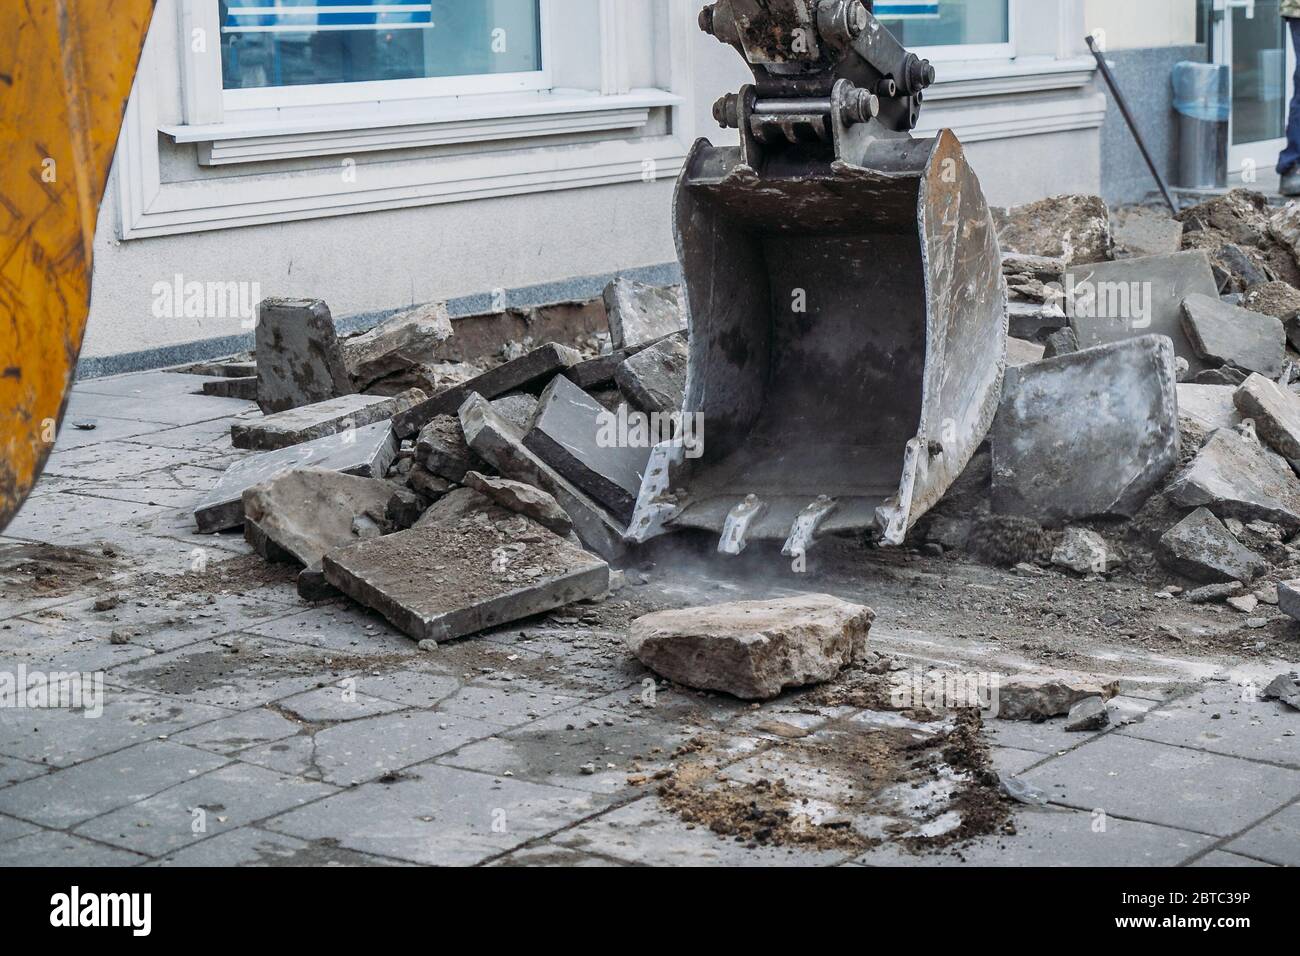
[875, 0, 1009, 48]
[220, 0, 542, 90]
[1231, 0, 1287, 146]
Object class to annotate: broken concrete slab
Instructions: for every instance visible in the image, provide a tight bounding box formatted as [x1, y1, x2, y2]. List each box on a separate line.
[406, 463, 453, 501]
[341, 302, 452, 392]
[413, 487, 498, 528]
[463, 471, 573, 537]
[1051, 527, 1120, 574]
[615, 335, 688, 415]
[1007, 300, 1068, 339]
[1243, 282, 1300, 350]
[1277, 581, 1300, 622]
[996, 672, 1119, 722]
[322, 513, 609, 643]
[995, 194, 1113, 264]
[1267, 199, 1300, 262]
[415, 414, 483, 483]
[1261, 672, 1300, 710]
[194, 422, 396, 533]
[1064, 697, 1111, 732]
[242, 466, 392, 573]
[564, 347, 643, 390]
[1234, 373, 1300, 464]
[490, 393, 539, 433]
[1065, 251, 1220, 373]
[1177, 384, 1243, 433]
[1165, 428, 1300, 531]
[1113, 209, 1184, 258]
[254, 298, 354, 414]
[232, 389, 425, 451]
[459, 393, 627, 561]
[201, 377, 257, 401]
[1006, 337, 1045, 367]
[392, 343, 581, 438]
[1156, 508, 1268, 584]
[1180, 294, 1285, 378]
[1190, 366, 1249, 387]
[1041, 327, 1078, 359]
[625, 594, 873, 701]
[1002, 252, 1067, 282]
[992, 335, 1179, 524]
[522, 374, 650, 521]
[602, 278, 685, 350]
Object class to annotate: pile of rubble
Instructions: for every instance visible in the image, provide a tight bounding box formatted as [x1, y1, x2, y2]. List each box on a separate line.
[925, 189, 1300, 657]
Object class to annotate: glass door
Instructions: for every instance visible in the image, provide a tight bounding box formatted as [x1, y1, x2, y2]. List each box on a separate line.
[1211, 0, 1294, 176]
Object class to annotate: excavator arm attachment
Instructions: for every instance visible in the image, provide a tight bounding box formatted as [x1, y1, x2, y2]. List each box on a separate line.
[0, 0, 156, 530]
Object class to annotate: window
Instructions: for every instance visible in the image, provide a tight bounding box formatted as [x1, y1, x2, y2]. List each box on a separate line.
[219, 0, 547, 107]
[875, 0, 1013, 60]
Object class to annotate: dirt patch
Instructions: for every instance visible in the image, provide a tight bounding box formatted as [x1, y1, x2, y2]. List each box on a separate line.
[0, 542, 117, 601]
[653, 673, 1010, 855]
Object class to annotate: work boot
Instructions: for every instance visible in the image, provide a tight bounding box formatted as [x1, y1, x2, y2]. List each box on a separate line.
[1283, 168, 1300, 197]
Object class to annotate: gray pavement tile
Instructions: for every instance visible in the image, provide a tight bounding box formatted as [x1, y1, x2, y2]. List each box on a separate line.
[1, 493, 169, 547]
[48, 417, 172, 451]
[433, 680, 588, 728]
[65, 392, 250, 428]
[107, 634, 347, 709]
[584, 683, 752, 729]
[73, 372, 240, 400]
[1224, 800, 1300, 866]
[1120, 681, 1300, 769]
[75, 763, 337, 857]
[0, 814, 39, 843]
[1018, 734, 1300, 837]
[2, 617, 161, 672]
[266, 763, 604, 866]
[991, 746, 1046, 777]
[353, 669, 461, 708]
[480, 626, 652, 694]
[1188, 850, 1277, 867]
[63, 391, 181, 427]
[0, 690, 232, 767]
[310, 711, 500, 786]
[0, 755, 45, 788]
[853, 807, 1214, 867]
[148, 826, 412, 867]
[0, 830, 148, 867]
[244, 604, 415, 654]
[553, 796, 852, 866]
[126, 419, 245, 453]
[172, 708, 301, 755]
[238, 735, 318, 779]
[43, 441, 224, 482]
[276, 685, 407, 723]
[0, 740, 228, 828]
[438, 705, 692, 794]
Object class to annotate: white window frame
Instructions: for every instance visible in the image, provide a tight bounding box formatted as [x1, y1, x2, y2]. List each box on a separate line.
[218, 0, 554, 110]
[884, 0, 1017, 63]
[117, 0, 695, 239]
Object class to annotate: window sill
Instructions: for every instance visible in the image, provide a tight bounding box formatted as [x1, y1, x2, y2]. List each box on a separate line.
[925, 56, 1097, 101]
[160, 88, 683, 166]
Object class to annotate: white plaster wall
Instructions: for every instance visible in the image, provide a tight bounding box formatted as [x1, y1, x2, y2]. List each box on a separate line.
[83, 1, 1102, 361]
[1085, 0, 1199, 51]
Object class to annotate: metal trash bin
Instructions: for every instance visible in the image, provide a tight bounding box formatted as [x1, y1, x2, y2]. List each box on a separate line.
[1173, 61, 1230, 189]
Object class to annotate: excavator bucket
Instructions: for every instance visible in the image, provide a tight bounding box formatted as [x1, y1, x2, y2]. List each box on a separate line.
[628, 0, 1006, 554]
[0, 1, 156, 531]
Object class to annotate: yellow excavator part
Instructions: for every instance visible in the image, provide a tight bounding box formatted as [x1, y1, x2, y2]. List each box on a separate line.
[0, 0, 156, 530]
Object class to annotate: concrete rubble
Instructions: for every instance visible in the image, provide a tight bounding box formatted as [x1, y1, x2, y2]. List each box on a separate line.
[1180, 294, 1285, 378]
[340, 302, 453, 392]
[995, 194, 1113, 264]
[232, 389, 425, 451]
[602, 277, 686, 350]
[614, 334, 688, 415]
[992, 335, 1179, 523]
[1234, 373, 1300, 464]
[1156, 508, 1268, 584]
[1165, 428, 1300, 531]
[625, 594, 874, 700]
[996, 673, 1119, 722]
[462, 471, 573, 537]
[254, 298, 354, 414]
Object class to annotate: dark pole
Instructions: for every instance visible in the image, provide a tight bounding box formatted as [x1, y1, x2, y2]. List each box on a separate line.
[1086, 34, 1178, 214]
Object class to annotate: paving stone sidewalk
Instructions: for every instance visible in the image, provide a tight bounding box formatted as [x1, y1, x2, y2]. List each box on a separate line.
[0, 371, 1296, 867]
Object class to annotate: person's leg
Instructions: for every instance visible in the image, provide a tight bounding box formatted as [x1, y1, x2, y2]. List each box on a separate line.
[1277, 18, 1300, 174]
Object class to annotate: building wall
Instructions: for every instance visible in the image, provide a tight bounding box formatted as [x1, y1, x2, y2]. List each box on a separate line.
[1084, 0, 1198, 51]
[82, 0, 1107, 374]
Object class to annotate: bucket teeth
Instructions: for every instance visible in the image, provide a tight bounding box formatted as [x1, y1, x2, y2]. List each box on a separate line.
[719, 494, 766, 556]
[781, 496, 838, 558]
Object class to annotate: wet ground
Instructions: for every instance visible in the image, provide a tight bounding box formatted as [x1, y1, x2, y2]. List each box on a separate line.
[0, 370, 1296, 866]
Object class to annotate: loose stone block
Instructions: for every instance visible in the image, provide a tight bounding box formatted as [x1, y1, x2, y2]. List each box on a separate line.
[1234, 373, 1300, 464]
[232, 389, 425, 451]
[1156, 507, 1268, 584]
[1180, 294, 1285, 378]
[1165, 428, 1300, 530]
[602, 278, 685, 350]
[254, 298, 353, 414]
[614, 335, 688, 415]
[341, 302, 453, 392]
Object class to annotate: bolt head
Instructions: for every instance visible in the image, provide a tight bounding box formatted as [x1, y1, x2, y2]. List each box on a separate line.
[698, 4, 715, 35]
[848, 1, 869, 35]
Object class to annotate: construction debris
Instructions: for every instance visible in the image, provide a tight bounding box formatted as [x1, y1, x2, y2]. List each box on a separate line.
[254, 298, 353, 414]
[415, 414, 483, 483]
[992, 335, 1179, 523]
[1064, 696, 1111, 732]
[195, 422, 397, 532]
[242, 467, 394, 599]
[322, 511, 608, 643]
[1234, 373, 1300, 464]
[1156, 507, 1267, 584]
[1177, 383, 1242, 433]
[602, 277, 686, 350]
[340, 302, 453, 392]
[1113, 207, 1184, 258]
[614, 334, 688, 415]
[1262, 672, 1300, 710]
[463, 470, 573, 536]
[1051, 527, 1120, 574]
[996, 673, 1119, 722]
[1180, 294, 1285, 377]
[232, 389, 425, 452]
[1165, 428, 1300, 531]
[523, 374, 650, 521]
[201, 377, 257, 401]
[996, 195, 1113, 264]
[625, 594, 873, 701]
